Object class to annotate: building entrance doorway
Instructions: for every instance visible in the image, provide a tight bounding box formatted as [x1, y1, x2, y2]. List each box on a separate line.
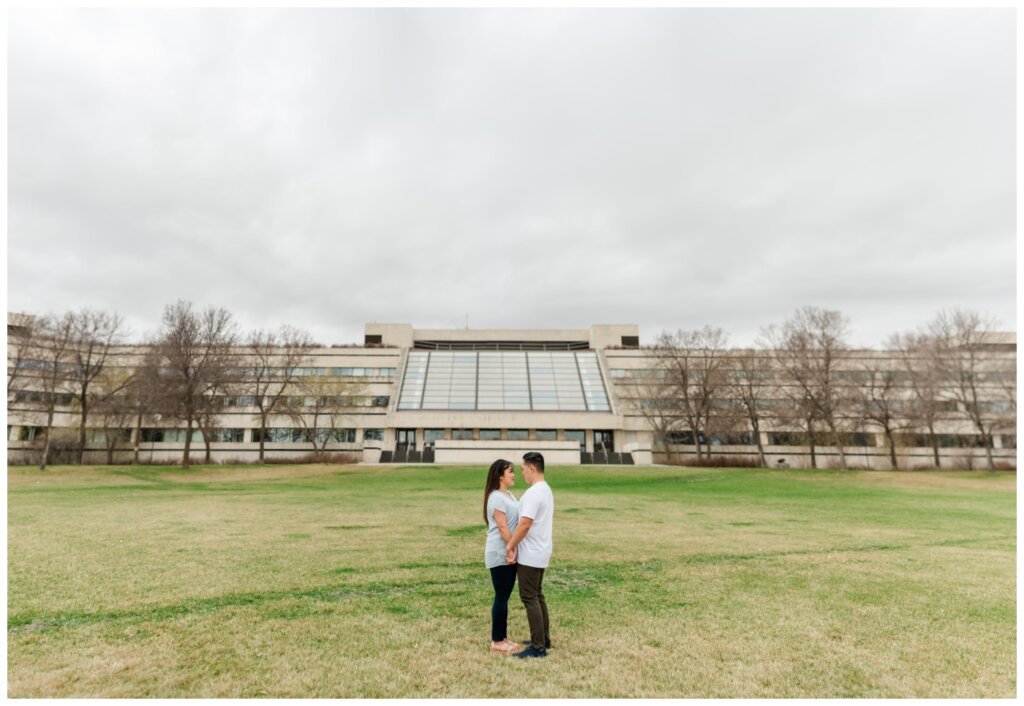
[395, 429, 417, 461]
[594, 430, 614, 454]
[396, 429, 416, 451]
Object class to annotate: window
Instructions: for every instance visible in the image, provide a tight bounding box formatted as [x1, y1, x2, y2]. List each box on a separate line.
[564, 430, 585, 453]
[18, 426, 42, 442]
[535, 430, 557, 441]
[363, 428, 385, 441]
[332, 429, 357, 443]
[452, 429, 474, 441]
[480, 429, 501, 441]
[222, 396, 255, 407]
[396, 350, 610, 411]
[768, 432, 808, 446]
[424, 429, 446, 445]
[935, 434, 986, 449]
[259, 428, 304, 443]
[664, 431, 695, 445]
[217, 429, 245, 442]
[706, 432, 757, 446]
[978, 401, 1012, 413]
[507, 429, 529, 441]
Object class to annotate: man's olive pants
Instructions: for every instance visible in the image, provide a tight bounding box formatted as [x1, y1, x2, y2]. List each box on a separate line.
[516, 564, 550, 649]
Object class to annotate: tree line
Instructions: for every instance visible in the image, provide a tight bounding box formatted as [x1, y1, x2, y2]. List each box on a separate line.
[7, 300, 364, 469]
[636, 306, 1015, 472]
[8, 302, 1015, 472]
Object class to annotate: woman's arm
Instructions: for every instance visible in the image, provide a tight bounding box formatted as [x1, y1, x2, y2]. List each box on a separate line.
[493, 510, 512, 545]
[505, 517, 534, 563]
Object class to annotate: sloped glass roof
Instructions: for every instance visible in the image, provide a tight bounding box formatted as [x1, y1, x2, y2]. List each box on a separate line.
[397, 351, 611, 412]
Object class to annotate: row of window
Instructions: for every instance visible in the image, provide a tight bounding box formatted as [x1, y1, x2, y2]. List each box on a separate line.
[610, 368, 1016, 383]
[8, 425, 1018, 451]
[9, 391, 75, 406]
[137, 427, 386, 443]
[12, 360, 101, 374]
[639, 397, 966, 413]
[416, 428, 570, 443]
[230, 367, 397, 378]
[140, 428, 247, 443]
[658, 431, 1018, 449]
[252, 428, 358, 443]
[219, 395, 390, 408]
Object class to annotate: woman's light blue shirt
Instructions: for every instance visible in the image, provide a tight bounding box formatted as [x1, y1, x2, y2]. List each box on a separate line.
[485, 490, 519, 569]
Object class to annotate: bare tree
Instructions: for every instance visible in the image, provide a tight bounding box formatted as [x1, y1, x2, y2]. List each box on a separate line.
[724, 351, 773, 467]
[30, 313, 76, 470]
[647, 326, 733, 460]
[282, 378, 364, 460]
[245, 325, 314, 462]
[890, 332, 948, 468]
[123, 348, 167, 465]
[91, 368, 136, 464]
[154, 301, 238, 469]
[926, 309, 1012, 472]
[627, 368, 682, 464]
[762, 307, 852, 470]
[852, 365, 915, 470]
[66, 309, 126, 464]
[7, 313, 39, 400]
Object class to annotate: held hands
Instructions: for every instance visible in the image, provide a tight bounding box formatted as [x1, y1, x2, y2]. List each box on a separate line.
[506, 546, 517, 564]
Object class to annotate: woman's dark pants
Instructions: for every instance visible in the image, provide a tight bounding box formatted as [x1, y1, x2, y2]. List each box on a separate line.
[489, 564, 518, 642]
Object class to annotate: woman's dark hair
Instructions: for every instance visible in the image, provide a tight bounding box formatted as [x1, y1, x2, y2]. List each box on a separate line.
[483, 459, 512, 524]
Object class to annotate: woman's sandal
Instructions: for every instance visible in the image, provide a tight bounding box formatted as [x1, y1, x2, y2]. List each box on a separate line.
[490, 641, 517, 654]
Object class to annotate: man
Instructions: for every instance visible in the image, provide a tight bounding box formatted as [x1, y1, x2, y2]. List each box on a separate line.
[505, 451, 554, 658]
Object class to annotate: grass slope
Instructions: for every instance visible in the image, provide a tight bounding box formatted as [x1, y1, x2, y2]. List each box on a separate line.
[7, 464, 1016, 697]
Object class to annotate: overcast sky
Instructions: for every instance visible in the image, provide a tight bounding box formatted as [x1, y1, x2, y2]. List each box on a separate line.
[7, 8, 1017, 348]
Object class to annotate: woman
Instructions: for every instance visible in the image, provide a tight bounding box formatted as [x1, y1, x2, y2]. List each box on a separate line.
[484, 458, 521, 654]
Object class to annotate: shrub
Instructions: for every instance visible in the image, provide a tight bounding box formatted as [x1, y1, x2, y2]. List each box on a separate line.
[672, 455, 763, 468]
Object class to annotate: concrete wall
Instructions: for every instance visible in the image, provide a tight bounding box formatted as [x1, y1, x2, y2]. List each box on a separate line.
[433, 440, 580, 465]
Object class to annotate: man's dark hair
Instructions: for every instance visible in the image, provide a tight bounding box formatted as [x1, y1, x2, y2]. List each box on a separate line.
[522, 451, 545, 473]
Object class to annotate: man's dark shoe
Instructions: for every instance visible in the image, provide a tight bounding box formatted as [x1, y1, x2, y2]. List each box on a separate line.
[514, 645, 547, 659]
[519, 638, 552, 649]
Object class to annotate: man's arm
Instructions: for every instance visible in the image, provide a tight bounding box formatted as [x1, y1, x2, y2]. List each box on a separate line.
[505, 517, 534, 563]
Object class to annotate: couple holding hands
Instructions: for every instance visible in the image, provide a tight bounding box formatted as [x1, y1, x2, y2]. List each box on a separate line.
[483, 451, 554, 658]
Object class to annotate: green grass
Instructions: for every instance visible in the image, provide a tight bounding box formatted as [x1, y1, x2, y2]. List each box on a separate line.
[7, 463, 1016, 697]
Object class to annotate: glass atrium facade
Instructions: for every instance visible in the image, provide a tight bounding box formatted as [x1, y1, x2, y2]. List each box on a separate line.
[397, 351, 611, 412]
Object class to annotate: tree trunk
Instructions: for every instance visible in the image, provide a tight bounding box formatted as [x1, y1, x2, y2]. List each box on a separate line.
[829, 422, 848, 470]
[885, 429, 898, 470]
[259, 415, 267, 462]
[77, 394, 89, 465]
[983, 435, 995, 473]
[39, 409, 56, 470]
[927, 423, 941, 469]
[204, 434, 212, 464]
[752, 422, 767, 468]
[182, 416, 194, 469]
[807, 425, 817, 469]
[132, 414, 142, 465]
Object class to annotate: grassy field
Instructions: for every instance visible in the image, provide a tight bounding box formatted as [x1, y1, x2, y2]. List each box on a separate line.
[6, 463, 1016, 698]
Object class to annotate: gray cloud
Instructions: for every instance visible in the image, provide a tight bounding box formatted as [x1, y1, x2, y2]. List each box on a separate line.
[8, 8, 1016, 347]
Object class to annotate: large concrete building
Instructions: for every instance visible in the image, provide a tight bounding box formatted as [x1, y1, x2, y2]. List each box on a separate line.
[6, 318, 1017, 469]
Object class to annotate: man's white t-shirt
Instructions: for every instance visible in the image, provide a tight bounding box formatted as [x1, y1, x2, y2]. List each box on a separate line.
[517, 479, 554, 569]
